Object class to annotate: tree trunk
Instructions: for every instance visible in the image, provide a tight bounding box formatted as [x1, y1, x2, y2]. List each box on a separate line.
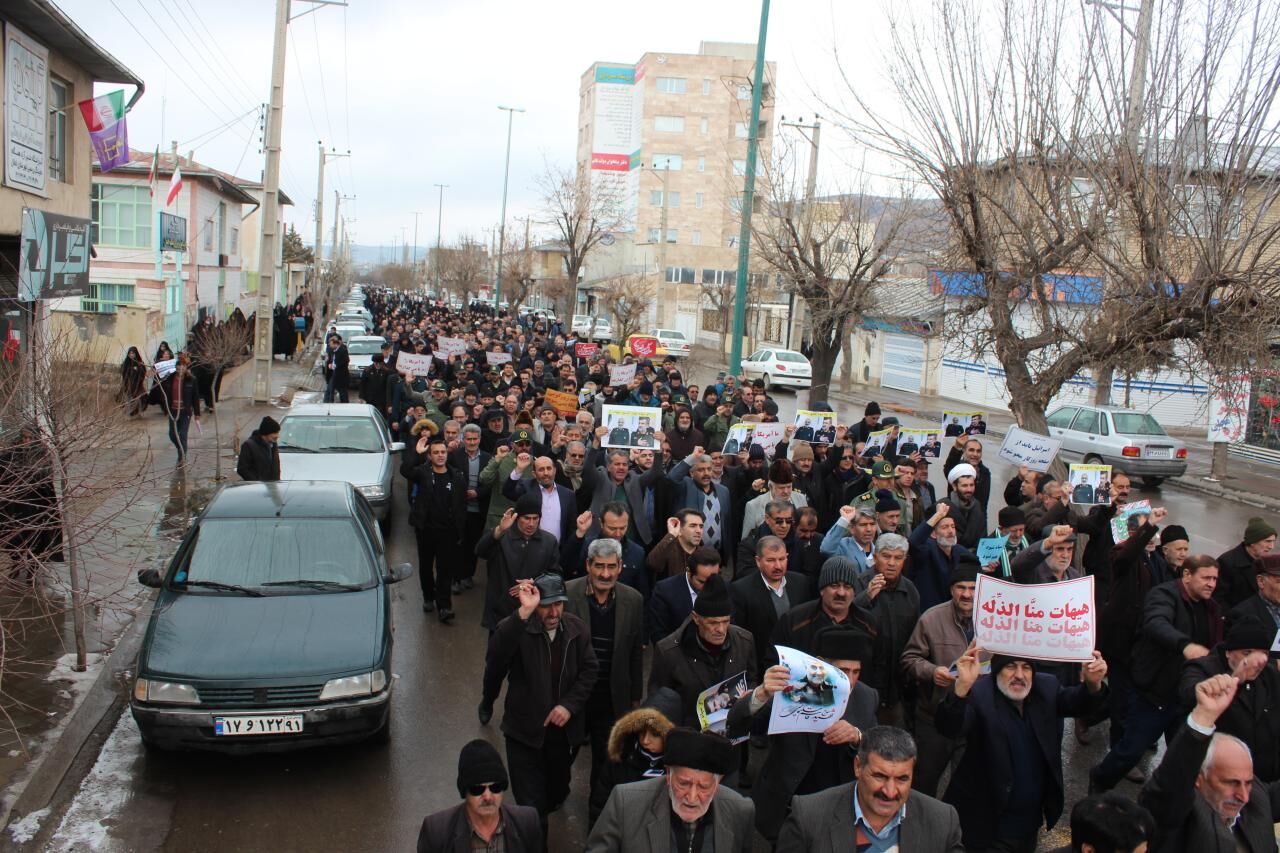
[1094, 365, 1114, 405]
[1007, 396, 1068, 482]
[840, 328, 855, 392]
[47, 445, 87, 672]
[808, 337, 840, 404]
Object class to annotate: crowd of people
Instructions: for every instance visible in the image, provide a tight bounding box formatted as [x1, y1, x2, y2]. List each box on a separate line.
[276, 288, 1280, 853]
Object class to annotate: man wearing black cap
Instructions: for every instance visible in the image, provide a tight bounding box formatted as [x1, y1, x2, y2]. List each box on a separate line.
[415, 738, 543, 853]
[236, 416, 281, 481]
[648, 574, 758, 728]
[988, 505, 1029, 578]
[940, 641, 1109, 851]
[1229, 553, 1280, 662]
[585, 727, 754, 852]
[1216, 516, 1278, 608]
[741, 459, 810, 536]
[358, 353, 391, 417]
[727, 627, 880, 840]
[475, 492, 563, 630]
[482, 573, 599, 842]
[852, 402, 881, 444]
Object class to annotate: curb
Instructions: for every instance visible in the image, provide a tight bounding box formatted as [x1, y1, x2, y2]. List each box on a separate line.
[1160, 475, 1280, 513]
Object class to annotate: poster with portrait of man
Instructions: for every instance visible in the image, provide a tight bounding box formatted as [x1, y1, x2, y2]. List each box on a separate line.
[696, 671, 750, 743]
[896, 428, 941, 459]
[1067, 463, 1112, 506]
[602, 405, 660, 450]
[942, 410, 987, 438]
[768, 645, 851, 735]
[792, 410, 837, 445]
[722, 422, 754, 455]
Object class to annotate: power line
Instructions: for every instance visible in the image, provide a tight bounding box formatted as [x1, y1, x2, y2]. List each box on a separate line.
[177, 0, 262, 107]
[311, 15, 337, 146]
[179, 106, 260, 151]
[158, 2, 259, 111]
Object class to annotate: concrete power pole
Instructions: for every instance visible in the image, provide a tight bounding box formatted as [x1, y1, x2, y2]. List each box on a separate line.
[313, 141, 326, 304]
[494, 105, 524, 307]
[780, 115, 821, 349]
[434, 183, 447, 294]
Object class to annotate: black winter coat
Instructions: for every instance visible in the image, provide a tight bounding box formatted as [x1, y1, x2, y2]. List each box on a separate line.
[416, 802, 542, 853]
[1129, 579, 1223, 705]
[235, 432, 280, 481]
[475, 527, 561, 629]
[647, 620, 758, 728]
[1179, 646, 1280, 782]
[403, 463, 466, 540]
[1098, 521, 1159, 669]
[1215, 542, 1260, 608]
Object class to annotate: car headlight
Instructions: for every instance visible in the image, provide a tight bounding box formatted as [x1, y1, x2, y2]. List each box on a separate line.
[134, 678, 200, 705]
[357, 485, 385, 499]
[319, 670, 388, 700]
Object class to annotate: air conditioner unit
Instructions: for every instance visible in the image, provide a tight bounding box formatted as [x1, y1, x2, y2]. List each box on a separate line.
[218, 254, 229, 268]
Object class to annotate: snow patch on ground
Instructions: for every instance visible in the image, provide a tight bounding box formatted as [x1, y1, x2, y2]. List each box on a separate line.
[47, 715, 141, 851]
[48, 653, 105, 685]
[7, 807, 49, 844]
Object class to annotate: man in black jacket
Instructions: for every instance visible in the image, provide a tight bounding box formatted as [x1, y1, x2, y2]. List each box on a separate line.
[323, 334, 350, 403]
[415, 739, 543, 853]
[236, 416, 281, 481]
[480, 573, 598, 843]
[1229, 553, 1280, 664]
[358, 353, 391, 418]
[646, 547, 722, 644]
[1216, 516, 1277, 608]
[403, 435, 466, 623]
[475, 492, 563, 630]
[730, 536, 814, 676]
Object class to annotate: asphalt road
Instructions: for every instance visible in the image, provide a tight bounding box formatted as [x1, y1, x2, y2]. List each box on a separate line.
[35, 375, 1268, 853]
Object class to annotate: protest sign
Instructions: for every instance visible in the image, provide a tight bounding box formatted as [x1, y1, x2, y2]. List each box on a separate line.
[575, 342, 599, 359]
[943, 411, 987, 438]
[975, 574, 1096, 662]
[602, 405, 661, 450]
[896, 428, 942, 459]
[976, 536, 1009, 565]
[752, 422, 786, 457]
[1108, 500, 1153, 543]
[608, 363, 637, 387]
[1067, 463, 1112, 506]
[485, 351, 512, 366]
[434, 336, 467, 361]
[722, 423, 754, 454]
[629, 336, 659, 359]
[768, 646, 851, 735]
[862, 428, 893, 457]
[1208, 375, 1250, 443]
[696, 671, 749, 743]
[792, 410, 837, 445]
[543, 389, 580, 418]
[396, 351, 433, 377]
[998, 426, 1062, 473]
[154, 358, 176, 379]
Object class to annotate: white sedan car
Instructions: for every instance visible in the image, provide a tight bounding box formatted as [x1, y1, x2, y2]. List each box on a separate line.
[741, 348, 812, 390]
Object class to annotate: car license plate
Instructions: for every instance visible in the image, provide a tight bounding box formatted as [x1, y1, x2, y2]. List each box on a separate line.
[214, 714, 304, 736]
[1146, 448, 1172, 459]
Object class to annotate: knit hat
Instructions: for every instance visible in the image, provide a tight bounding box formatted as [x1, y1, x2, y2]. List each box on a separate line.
[769, 459, 793, 484]
[258, 416, 281, 435]
[747, 445, 767, 461]
[947, 463, 978, 484]
[1244, 517, 1277, 546]
[456, 739, 508, 797]
[514, 492, 542, 517]
[949, 554, 981, 587]
[880, 416, 900, 427]
[989, 654, 1036, 679]
[663, 728, 736, 775]
[790, 443, 814, 462]
[1223, 615, 1275, 652]
[693, 574, 732, 618]
[1161, 525, 1189, 546]
[484, 408, 505, 423]
[864, 402, 881, 416]
[819, 556, 860, 590]
[874, 489, 899, 514]
[638, 380, 654, 396]
[998, 506, 1026, 528]
[814, 626, 872, 663]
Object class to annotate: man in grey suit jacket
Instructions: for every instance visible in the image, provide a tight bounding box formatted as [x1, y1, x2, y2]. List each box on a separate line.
[775, 726, 963, 853]
[586, 728, 754, 853]
[584, 445, 666, 546]
[564, 538, 646, 802]
[667, 450, 733, 563]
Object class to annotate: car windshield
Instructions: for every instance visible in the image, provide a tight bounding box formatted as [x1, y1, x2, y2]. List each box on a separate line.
[347, 340, 384, 355]
[279, 416, 384, 452]
[1111, 413, 1168, 435]
[776, 351, 807, 363]
[661, 331, 687, 340]
[181, 518, 374, 589]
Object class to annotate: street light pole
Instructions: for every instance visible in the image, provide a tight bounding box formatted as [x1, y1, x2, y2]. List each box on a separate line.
[495, 105, 524, 308]
[411, 210, 422, 287]
[779, 115, 821, 348]
[434, 183, 447, 295]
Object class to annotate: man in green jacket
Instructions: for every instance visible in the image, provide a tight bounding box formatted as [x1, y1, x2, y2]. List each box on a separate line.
[701, 400, 737, 452]
[480, 428, 535, 529]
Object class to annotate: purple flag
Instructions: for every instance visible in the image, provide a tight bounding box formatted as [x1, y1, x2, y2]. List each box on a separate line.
[89, 118, 129, 172]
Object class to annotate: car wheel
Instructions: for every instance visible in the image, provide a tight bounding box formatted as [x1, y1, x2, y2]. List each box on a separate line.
[762, 374, 771, 391]
[369, 707, 392, 746]
[1142, 477, 1165, 489]
[140, 731, 170, 754]
[1083, 454, 1103, 465]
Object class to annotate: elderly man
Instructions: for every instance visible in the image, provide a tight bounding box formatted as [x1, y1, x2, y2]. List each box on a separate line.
[821, 505, 879, 572]
[647, 547, 722, 644]
[566, 539, 646, 801]
[1216, 516, 1278, 607]
[667, 448, 733, 563]
[415, 739, 543, 853]
[729, 628, 880, 841]
[1140, 674, 1280, 853]
[1012, 524, 1083, 585]
[475, 492, 563, 632]
[585, 728, 754, 852]
[1023, 477, 1070, 538]
[909, 503, 972, 612]
[481, 573, 599, 842]
[940, 642, 1109, 851]
[775, 726, 963, 852]
[850, 533, 919, 725]
[731, 536, 814, 676]
[736, 499, 799, 574]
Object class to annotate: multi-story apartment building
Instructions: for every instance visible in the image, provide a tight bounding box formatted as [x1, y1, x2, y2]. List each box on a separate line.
[576, 42, 779, 343]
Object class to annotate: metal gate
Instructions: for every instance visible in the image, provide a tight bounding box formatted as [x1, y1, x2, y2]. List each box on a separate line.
[881, 334, 925, 394]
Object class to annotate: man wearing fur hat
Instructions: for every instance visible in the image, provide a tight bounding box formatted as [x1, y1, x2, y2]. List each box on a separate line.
[236, 416, 280, 481]
[585, 728, 755, 852]
[415, 739, 542, 853]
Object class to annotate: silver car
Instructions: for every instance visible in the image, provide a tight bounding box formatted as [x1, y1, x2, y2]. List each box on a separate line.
[277, 404, 404, 532]
[1044, 404, 1188, 487]
[345, 335, 387, 388]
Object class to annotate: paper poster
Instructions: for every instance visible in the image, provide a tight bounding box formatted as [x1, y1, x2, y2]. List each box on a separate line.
[153, 358, 176, 379]
[485, 351, 512, 366]
[1208, 375, 1250, 443]
[752, 422, 786, 457]
[1068, 463, 1112, 506]
[943, 411, 987, 438]
[975, 574, 1096, 662]
[602, 404, 661, 449]
[998, 426, 1062, 473]
[862, 428, 893, 458]
[768, 646, 851, 735]
[1108, 500, 1153, 544]
[609, 363, 637, 387]
[1272, 628, 1280, 653]
[543, 389, 579, 418]
[722, 422, 754, 454]
[575, 342, 599, 359]
[896, 428, 942, 459]
[396, 351, 433, 377]
[696, 670, 750, 743]
[629, 336, 658, 359]
[434, 336, 467, 361]
[793, 410, 837, 445]
[976, 535, 1009, 565]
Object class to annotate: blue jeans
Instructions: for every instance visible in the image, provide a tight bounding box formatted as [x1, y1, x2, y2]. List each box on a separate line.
[1091, 694, 1185, 790]
[168, 410, 192, 459]
[323, 372, 348, 403]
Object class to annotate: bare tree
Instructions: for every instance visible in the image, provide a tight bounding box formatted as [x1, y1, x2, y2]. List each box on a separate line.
[841, 0, 1280, 442]
[597, 273, 652, 346]
[542, 276, 576, 321]
[437, 238, 488, 305]
[191, 322, 252, 481]
[538, 163, 625, 307]
[499, 230, 537, 311]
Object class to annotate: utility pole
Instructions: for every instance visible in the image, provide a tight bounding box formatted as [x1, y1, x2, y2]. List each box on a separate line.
[411, 211, 422, 286]
[729, 0, 771, 374]
[434, 183, 447, 294]
[780, 115, 821, 349]
[495, 105, 524, 308]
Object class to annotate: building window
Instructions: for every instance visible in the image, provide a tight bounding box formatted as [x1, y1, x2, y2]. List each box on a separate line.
[737, 84, 751, 100]
[656, 77, 687, 94]
[90, 184, 153, 248]
[82, 282, 135, 314]
[735, 122, 749, 139]
[691, 230, 702, 245]
[652, 153, 683, 171]
[650, 190, 664, 206]
[665, 266, 695, 283]
[48, 77, 69, 183]
[695, 192, 704, 209]
[700, 117, 709, 135]
[733, 159, 747, 176]
[646, 228, 661, 243]
[666, 192, 681, 208]
[666, 228, 678, 243]
[654, 115, 685, 133]
[230, 226, 239, 254]
[204, 218, 215, 251]
[1171, 184, 1242, 239]
[702, 78, 712, 96]
[697, 156, 706, 172]
[703, 269, 736, 286]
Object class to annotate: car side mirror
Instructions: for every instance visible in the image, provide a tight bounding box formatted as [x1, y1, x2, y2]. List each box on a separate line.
[137, 568, 163, 588]
[385, 562, 414, 584]
[390, 441, 405, 453]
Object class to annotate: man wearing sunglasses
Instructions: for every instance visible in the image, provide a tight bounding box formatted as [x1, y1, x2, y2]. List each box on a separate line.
[415, 739, 543, 853]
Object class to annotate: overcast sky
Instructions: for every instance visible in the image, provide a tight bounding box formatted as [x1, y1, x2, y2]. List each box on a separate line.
[57, 0, 915, 254]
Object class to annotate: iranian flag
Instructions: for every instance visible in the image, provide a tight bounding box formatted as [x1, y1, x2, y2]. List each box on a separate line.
[77, 90, 129, 171]
[166, 166, 183, 208]
[147, 146, 159, 197]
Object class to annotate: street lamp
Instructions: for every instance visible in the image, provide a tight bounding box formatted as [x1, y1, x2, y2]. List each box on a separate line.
[433, 183, 448, 294]
[495, 105, 525, 308]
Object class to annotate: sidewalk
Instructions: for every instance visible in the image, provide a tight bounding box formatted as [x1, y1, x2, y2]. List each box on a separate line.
[685, 345, 1280, 513]
[0, 348, 320, 841]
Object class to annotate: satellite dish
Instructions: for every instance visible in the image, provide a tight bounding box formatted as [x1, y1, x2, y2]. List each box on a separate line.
[601, 233, 616, 246]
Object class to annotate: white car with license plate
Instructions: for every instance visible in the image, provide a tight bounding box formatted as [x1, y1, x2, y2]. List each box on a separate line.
[1045, 404, 1188, 488]
[740, 348, 812, 390]
[654, 328, 691, 357]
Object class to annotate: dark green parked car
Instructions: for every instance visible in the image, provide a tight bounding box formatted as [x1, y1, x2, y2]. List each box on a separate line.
[131, 480, 412, 752]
